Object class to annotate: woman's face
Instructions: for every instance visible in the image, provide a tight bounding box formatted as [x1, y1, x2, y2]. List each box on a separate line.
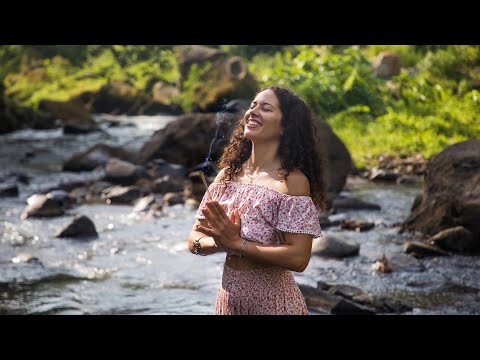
[243, 89, 283, 143]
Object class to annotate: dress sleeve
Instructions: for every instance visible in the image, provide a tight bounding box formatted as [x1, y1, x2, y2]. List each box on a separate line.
[276, 196, 322, 237]
[195, 183, 225, 220]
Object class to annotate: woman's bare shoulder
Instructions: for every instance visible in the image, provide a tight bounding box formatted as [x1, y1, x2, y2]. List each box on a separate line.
[284, 169, 310, 196]
[213, 167, 228, 183]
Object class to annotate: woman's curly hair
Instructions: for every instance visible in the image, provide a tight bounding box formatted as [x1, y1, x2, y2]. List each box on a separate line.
[218, 85, 327, 210]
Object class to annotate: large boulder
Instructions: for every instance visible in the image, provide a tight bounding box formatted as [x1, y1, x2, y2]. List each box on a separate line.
[315, 120, 354, 194]
[63, 144, 133, 172]
[0, 91, 55, 133]
[39, 99, 98, 133]
[87, 80, 148, 115]
[136, 113, 224, 167]
[401, 140, 480, 253]
[136, 98, 244, 167]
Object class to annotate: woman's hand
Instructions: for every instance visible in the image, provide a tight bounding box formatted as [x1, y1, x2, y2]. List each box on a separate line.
[196, 201, 242, 253]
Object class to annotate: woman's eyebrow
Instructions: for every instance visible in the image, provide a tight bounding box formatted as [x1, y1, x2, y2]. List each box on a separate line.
[252, 101, 276, 109]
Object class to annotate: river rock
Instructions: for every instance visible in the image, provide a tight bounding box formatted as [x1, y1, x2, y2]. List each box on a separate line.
[312, 235, 360, 258]
[21, 194, 65, 219]
[56, 215, 98, 239]
[402, 140, 480, 254]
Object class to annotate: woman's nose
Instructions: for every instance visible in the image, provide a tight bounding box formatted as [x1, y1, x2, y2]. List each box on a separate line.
[248, 105, 259, 116]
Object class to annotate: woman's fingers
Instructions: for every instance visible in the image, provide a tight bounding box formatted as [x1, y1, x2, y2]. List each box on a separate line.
[195, 225, 214, 237]
[206, 201, 229, 221]
[234, 209, 241, 225]
[196, 225, 224, 247]
[202, 202, 240, 242]
[214, 202, 230, 220]
[201, 206, 218, 227]
[205, 202, 221, 220]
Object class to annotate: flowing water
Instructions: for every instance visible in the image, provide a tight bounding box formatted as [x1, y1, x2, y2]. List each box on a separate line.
[1, 115, 479, 314]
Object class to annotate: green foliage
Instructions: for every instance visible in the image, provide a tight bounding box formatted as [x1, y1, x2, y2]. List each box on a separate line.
[0, 45, 27, 82]
[249, 45, 480, 168]
[1, 46, 179, 109]
[178, 62, 213, 112]
[4, 54, 110, 108]
[416, 45, 480, 92]
[25, 45, 89, 65]
[218, 45, 294, 59]
[330, 85, 480, 168]
[124, 49, 179, 90]
[1, 45, 479, 170]
[251, 45, 388, 119]
[361, 45, 424, 67]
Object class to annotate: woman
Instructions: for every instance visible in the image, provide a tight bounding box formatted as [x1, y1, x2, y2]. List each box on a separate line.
[187, 85, 326, 315]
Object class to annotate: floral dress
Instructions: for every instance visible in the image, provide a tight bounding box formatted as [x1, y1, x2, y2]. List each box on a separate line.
[195, 181, 322, 315]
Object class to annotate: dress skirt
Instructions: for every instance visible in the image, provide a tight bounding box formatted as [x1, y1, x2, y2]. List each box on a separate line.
[215, 265, 308, 315]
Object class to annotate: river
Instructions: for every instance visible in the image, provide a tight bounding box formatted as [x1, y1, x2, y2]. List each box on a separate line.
[1, 115, 479, 314]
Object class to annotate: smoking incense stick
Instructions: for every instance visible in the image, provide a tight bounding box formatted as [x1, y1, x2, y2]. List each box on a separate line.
[199, 171, 209, 191]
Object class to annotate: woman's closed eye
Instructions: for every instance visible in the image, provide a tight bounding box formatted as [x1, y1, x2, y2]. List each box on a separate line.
[250, 106, 271, 112]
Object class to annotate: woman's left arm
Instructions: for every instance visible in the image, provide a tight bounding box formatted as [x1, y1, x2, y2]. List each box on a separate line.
[237, 234, 313, 272]
[196, 171, 316, 272]
[196, 201, 313, 272]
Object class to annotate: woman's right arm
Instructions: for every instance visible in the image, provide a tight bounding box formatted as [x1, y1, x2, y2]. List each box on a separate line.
[187, 219, 224, 255]
[187, 168, 228, 256]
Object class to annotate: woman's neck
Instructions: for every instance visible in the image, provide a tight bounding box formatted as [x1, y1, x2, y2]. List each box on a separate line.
[248, 142, 280, 171]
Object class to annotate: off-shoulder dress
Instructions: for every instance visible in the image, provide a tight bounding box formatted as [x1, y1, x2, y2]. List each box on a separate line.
[196, 181, 321, 315]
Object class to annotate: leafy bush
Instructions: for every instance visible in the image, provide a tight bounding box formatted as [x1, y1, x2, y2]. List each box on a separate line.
[417, 45, 480, 92]
[218, 45, 294, 60]
[2, 46, 179, 109]
[250, 45, 388, 119]
[362, 45, 424, 68]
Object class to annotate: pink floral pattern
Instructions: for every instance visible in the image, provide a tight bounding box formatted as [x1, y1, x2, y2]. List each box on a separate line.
[195, 181, 321, 315]
[195, 182, 322, 245]
[216, 265, 308, 315]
